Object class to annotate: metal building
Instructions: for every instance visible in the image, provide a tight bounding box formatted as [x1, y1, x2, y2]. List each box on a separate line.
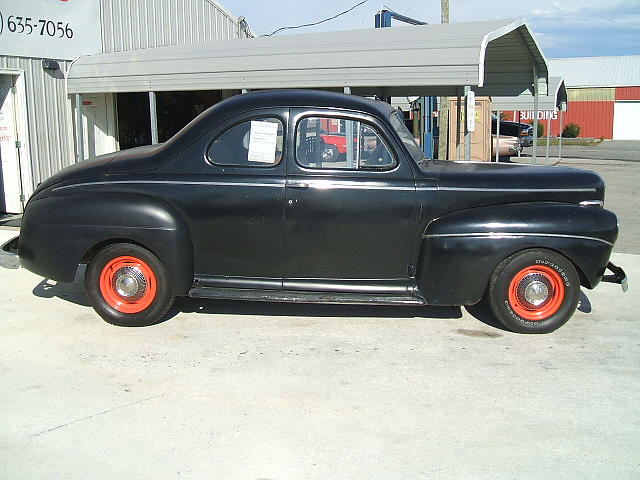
[0, 0, 245, 214]
[503, 56, 640, 139]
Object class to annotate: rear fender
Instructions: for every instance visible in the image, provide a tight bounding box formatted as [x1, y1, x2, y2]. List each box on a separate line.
[19, 192, 194, 295]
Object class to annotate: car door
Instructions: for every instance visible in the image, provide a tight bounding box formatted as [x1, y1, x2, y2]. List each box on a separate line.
[184, 109, 288, 289]
[283, 109, 417, 292]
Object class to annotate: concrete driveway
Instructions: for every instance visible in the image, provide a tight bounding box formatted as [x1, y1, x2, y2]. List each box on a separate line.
[1, 228, 638, 479]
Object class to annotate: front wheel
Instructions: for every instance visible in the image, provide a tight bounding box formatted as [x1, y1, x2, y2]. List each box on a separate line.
[487, 249, 580, 334]
[85, 243, 175, 326]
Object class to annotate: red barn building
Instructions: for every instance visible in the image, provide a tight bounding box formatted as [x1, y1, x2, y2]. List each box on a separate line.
[504, 55, 640, 140]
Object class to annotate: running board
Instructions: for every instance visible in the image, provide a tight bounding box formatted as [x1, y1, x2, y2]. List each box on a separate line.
[188, 287, 426, 306]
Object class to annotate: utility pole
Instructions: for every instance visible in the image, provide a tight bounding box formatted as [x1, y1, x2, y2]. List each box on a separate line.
[438, 0, 450, 160]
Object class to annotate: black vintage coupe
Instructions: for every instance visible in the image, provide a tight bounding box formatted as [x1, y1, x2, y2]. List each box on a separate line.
[0, 90, 627, 333]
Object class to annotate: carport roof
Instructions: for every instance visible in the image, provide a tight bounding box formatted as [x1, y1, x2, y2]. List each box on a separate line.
[67, 19, 548, 97]
[492, 76, 567, 111]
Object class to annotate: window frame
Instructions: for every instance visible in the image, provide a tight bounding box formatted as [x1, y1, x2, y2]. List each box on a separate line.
[205, 115, 285, 168]
[294, 113, 398, 172]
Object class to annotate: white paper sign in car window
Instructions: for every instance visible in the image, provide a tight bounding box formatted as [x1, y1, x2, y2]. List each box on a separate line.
[248, 120, 279, 163]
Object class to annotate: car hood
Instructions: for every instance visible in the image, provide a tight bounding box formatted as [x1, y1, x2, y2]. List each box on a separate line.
[434, 160, 605, 204]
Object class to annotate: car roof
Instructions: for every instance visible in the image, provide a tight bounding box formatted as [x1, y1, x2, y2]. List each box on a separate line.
[208, 89, 395, 122]
[169, 89, 398, 148]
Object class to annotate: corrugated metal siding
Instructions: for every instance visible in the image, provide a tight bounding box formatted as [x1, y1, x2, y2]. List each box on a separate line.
[99, 0, 241, 53]
[0, 56, 74, 186]
[567, 87, 615, 102]
[563, 101, 614, 139]
[616, 87, 640, 100]
[503, 100, 614, 138]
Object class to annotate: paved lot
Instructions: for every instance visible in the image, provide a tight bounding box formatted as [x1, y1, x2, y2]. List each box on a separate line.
[558, 157, 640, 254]
[1, 225, 639, 479]
[522, 140, 640, 162]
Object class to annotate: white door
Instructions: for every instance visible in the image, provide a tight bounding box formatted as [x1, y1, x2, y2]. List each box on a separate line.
[80, 93, 118, 159]
[613, 101, 640, 140]
[0, 76, 23, 214]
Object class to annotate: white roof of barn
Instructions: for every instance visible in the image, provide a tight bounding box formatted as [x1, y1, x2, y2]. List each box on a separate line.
[549, 56, 640, 88]
[67, 19, 548, 97]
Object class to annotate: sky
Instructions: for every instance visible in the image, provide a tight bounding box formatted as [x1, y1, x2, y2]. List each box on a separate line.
[222, 0, 640, 58]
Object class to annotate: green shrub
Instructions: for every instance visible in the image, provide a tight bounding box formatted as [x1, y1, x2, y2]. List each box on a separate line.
[562, 123, 581, 138]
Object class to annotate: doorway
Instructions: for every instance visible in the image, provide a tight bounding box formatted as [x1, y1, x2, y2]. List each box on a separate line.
[0, 73, 31, 214]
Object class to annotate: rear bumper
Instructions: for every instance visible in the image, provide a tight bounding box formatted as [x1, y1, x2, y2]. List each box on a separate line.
[602, 261, 628, 292]
[0, 236, 20, 269]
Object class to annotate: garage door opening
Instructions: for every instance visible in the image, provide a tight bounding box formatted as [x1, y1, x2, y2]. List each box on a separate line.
[116, 90, 224, 150]
[613, 101, 640, 140]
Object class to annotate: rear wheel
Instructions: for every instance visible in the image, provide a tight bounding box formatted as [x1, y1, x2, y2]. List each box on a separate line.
[85, 243, 175, 326]
[488, 249, 580, 334]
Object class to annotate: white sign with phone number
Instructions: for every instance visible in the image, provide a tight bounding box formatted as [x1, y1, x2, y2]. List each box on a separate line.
[0, 0, 101, 60]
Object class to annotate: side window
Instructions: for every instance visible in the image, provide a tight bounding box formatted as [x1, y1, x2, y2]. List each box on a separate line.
[295, 116, 395, 170]
[207, 117, 284, 167]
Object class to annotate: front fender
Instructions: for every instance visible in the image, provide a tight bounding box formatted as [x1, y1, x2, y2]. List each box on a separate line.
[416, 202, 618, 305]
[19, 192, 194, 295]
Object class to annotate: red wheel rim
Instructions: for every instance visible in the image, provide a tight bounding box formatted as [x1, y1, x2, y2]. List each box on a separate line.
[508, 265, 566, 321]
[99, 256, 157, 314]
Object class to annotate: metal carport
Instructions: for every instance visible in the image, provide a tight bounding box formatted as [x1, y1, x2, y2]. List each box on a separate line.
[492, 77, 567, 163]
[67, 18, 549, 162]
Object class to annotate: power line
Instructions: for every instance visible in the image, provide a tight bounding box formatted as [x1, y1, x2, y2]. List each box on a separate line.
[262, 0, 369, 37]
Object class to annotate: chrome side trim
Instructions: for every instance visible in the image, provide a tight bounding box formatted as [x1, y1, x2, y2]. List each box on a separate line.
[423, 232, 614, 247]
[291, 179, 415, 191]
[436, 187, 597, 193]
[52, 180, 286, 192]
[580, 200, 604, 207]
[53, 180, 595, 195]
[53, 179, 419, 192]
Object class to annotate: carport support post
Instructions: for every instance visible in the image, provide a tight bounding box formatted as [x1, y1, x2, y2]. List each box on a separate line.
[495, 110, 500, 162]
[344, 87, 355, 167]
[532, 67, 539, 164]
[545, 115, 551, 163]
[75, 93, 84, 162]
[464, 86, 471, 162]
[559, 108, 564, 161]
[149, 91, 158, 144]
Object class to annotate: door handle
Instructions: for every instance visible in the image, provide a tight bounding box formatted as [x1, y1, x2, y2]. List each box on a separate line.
[288, 182, 309, 189]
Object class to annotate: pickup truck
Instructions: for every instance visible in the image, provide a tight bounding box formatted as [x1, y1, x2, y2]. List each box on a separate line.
[0, 90, 627, 333]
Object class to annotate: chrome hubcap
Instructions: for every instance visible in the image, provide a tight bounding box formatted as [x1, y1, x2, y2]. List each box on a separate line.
[516, 273, 553, 310]
[113, 266, 147, 301]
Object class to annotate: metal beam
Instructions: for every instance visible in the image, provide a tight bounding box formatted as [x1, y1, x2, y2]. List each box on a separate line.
[464, 86, 471, 162]
[532, 67, 539, 164]
[495, 110, 500, 163]
[149, 91, 158, 144]
[75, 93, 84, 162]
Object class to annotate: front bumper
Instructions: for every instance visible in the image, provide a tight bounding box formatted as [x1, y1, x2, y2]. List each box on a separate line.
[602, 261, 628, 292]
[0, 236, 20, 269]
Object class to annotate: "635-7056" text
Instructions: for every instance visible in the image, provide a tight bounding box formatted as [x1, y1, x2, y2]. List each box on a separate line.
[0, 13, 73, 38]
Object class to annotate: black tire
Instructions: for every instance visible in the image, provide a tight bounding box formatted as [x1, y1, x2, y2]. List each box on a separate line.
[487, 249, 580, 334]
[85, 243, 175, 327]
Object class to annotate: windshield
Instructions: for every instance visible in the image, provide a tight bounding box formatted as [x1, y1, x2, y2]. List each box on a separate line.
[390, 111, 426, 165]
